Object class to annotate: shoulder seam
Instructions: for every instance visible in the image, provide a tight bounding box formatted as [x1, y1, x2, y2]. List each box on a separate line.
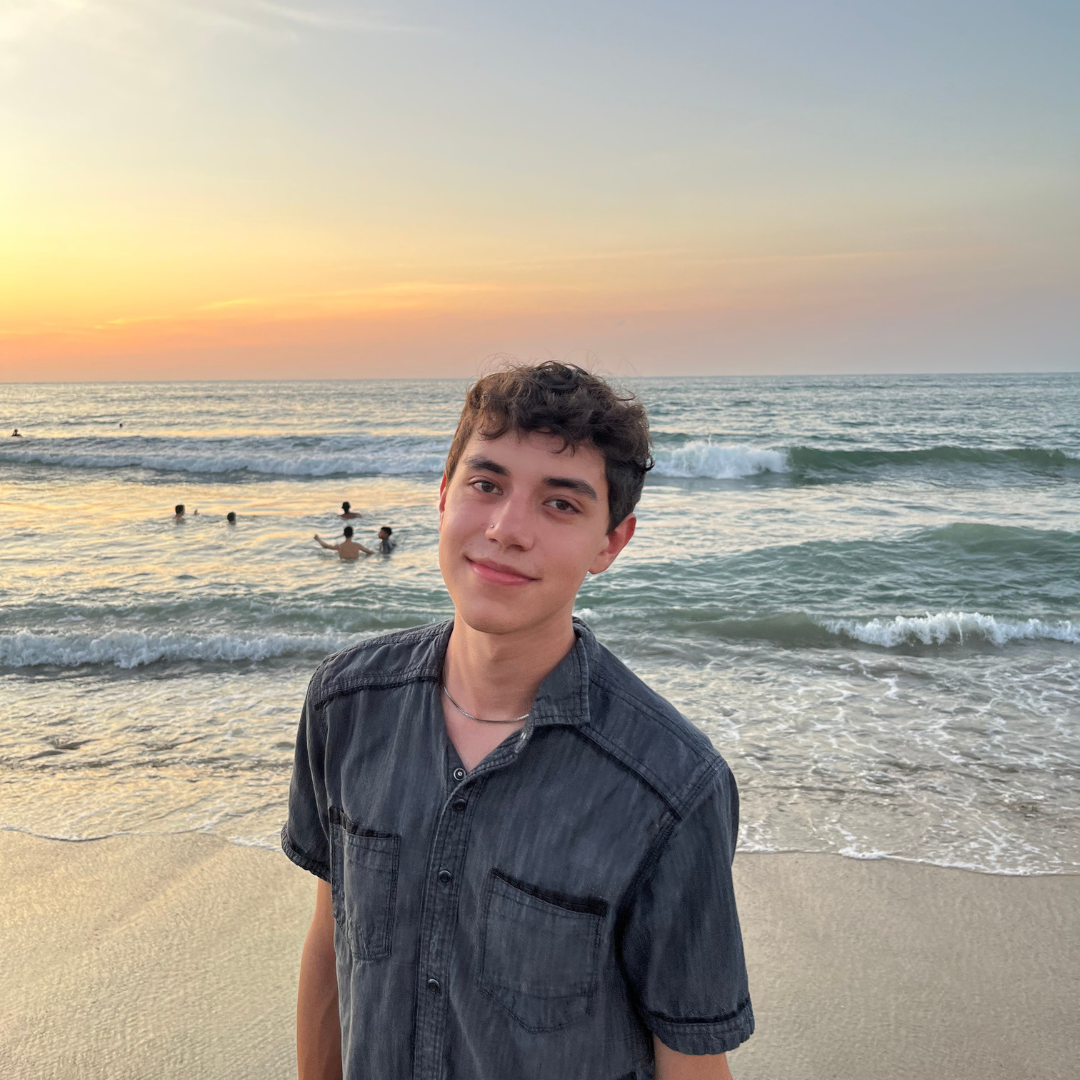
[313, 665, 437, 708]
[569, 726, 682, 819]
[311, 622, 450, 706]
[590, 666, 715, 758]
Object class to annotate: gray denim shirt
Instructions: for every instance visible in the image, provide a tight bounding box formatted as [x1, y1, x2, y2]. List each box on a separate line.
[282, 619, 753, 1080]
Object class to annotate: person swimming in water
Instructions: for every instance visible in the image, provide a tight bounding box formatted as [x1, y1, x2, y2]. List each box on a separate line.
[340, 501, 358, 519]
[314, 525, 373, 560]
[11, 429, 22, 437]
[174, 504, 186, 519]
[226, 512, 236, 524]
[378, 526, 396, 554]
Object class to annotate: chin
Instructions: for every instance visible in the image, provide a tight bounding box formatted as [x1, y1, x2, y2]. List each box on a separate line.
[454, 601, 533, 637]
[452, 588, 565, 637]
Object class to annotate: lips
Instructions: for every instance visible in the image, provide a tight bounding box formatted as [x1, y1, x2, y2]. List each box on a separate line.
[465, 556, 538, 587]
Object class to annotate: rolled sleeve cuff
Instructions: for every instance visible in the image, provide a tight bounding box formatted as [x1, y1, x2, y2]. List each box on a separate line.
[280, 824, 331, 882]
[647, 997, 755, 1055]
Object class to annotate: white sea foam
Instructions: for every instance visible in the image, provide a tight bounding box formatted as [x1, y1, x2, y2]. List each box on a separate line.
[0, 438, 450, 477]
[652, 441, 788, 479]
[7, 436, 796, 480]
[0, 629, 358, 669]
[820, 611, 1080, 648]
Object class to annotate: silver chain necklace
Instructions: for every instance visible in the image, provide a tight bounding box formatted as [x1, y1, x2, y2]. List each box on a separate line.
[442, 683, 530, 725]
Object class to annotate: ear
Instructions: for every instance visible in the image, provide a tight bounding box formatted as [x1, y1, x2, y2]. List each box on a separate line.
[438, 472, 448, 528]
[588, 514, 636, 575]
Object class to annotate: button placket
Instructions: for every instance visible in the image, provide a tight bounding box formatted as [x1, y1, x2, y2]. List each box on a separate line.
[413, 741, 531, 1080]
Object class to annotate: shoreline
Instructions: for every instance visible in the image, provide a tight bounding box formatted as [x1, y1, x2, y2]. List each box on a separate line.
[7, 826, 1076, 879]
[2, 832, 1077, 1079]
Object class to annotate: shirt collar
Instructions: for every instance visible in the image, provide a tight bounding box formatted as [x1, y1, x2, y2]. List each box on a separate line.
[528, 617, 592, 729]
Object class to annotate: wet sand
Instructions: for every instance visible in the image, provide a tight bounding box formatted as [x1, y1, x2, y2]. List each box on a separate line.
[1, 832, 1076, 1080]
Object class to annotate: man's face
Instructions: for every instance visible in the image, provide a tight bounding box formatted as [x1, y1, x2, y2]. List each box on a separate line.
[438, 429, 635, 637]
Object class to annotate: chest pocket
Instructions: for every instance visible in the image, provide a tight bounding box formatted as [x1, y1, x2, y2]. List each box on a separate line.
[329, 813, 400, 963]
[478, 868, 607, 1033]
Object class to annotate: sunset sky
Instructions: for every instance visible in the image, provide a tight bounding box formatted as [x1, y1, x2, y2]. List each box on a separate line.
[2, 0, 1077, 380]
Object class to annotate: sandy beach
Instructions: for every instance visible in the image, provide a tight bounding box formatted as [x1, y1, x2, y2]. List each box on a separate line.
[1, 832, 1075, 1080]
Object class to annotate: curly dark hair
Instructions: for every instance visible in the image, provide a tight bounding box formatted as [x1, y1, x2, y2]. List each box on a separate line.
[444, 362, 653, 532]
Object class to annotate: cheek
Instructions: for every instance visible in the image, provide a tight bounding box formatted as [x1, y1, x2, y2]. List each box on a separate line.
[440, 498, 483, 546]
[540, 531, 601, 585]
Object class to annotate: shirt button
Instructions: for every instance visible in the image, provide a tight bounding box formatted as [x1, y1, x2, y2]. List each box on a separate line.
[438, 868, 452, 884]
[427, 978, 441, 993]
[452, 767, 465, 781]
[452, 798, 467, 813]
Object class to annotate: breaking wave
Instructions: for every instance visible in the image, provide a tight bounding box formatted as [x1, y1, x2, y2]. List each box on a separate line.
[651, 441, 788, 479]
[788, 445, 1080, 474]
[0, 435, 451, 478]
[645, 441, 1078, 482]
[0, 629, 359, 669]
[820, 611, 1080, 648]
[4, 435, 1077, 483]
[583, 609, 1080, 651]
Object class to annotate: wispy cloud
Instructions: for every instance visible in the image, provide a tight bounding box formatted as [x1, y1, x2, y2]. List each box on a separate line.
[240, 0, 437, 35]
[0, 0, 435, 60]
[79, 278, 601, 334]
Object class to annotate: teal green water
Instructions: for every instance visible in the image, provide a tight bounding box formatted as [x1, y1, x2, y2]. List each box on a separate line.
[1, 374, 1077, 873]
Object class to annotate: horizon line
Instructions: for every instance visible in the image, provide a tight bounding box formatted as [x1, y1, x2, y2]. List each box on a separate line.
[3, 368, 1079, 387]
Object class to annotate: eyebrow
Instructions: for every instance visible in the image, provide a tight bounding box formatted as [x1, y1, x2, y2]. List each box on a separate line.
[465, 455, 509, 476]
[465, 455, 598, 501]
[544, 476, 598, 501]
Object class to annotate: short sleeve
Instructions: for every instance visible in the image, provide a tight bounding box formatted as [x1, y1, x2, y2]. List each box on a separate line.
[620, 762, 754, 1055]
[280, 678, 332, 881]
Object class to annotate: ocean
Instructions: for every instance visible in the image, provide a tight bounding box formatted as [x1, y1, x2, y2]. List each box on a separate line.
[1, 374, 1077, 875]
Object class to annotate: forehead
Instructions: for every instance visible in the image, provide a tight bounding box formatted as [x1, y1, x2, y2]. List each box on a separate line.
[462, 429, 607, 482]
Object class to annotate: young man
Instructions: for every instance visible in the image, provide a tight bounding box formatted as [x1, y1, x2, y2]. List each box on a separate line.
[314, 526, 374, 560]
[378, 525, 397, 554]
[340, 501, 358, 520]
[283, 363, 753, 1080]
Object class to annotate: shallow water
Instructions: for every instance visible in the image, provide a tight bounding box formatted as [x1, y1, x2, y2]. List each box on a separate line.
[1, 374, 1078, 873]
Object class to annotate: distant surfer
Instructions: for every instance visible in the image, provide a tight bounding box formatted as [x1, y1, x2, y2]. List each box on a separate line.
[378, 526, 396, 554]
[340, 501, 358, 519]
[11, 428, 22, 437]
[315, 526, 373, 560]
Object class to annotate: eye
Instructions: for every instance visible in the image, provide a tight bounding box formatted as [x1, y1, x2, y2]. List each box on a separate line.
[471, 479, 499, 494]
[546, 498, 578, 514]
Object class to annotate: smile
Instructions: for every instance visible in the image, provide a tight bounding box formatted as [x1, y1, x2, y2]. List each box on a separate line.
[465, 556, 538, 587]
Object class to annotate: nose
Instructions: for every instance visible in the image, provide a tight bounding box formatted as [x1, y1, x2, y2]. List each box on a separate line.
[485, 492, 535, 550]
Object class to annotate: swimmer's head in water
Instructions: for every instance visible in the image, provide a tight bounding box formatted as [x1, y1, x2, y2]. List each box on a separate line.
[379, 527, 392, 538]
[226, 511, 236, 523]
[342, 501, 351, 512]
[174, 504, 185, 515]
[343, 526, 354, 538]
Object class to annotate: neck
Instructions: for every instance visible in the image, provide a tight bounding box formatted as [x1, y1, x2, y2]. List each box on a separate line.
[443, 609, 576, 721]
